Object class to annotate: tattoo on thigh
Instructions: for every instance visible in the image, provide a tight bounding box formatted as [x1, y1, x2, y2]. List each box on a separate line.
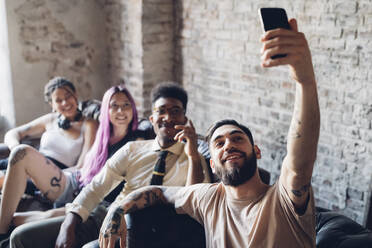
[291, 183, 311, 197]
[9, 147, 27, 167]
[50, 170, 62, 188]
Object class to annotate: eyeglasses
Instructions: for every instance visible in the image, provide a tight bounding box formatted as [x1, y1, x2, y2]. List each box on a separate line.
[110, 103, 132, 112]
[152, 106, 185, 118]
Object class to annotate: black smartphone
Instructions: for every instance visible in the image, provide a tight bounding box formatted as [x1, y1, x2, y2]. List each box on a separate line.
[258, 8, 290, 59]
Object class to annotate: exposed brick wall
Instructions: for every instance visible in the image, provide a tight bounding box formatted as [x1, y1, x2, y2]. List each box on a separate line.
[6, 0, 372, 226]
[105, 0, 176, 118]
[142, 0, 176, 117]
[104, 0, 145, 116]
[174, 0, 372, 225]
[7, 0, 109, 124]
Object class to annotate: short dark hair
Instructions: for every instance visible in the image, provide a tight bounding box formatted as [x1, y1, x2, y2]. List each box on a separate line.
[206, 119, 254, 147]
[44, 77, 76, 103]
[150, 82, 188, 111]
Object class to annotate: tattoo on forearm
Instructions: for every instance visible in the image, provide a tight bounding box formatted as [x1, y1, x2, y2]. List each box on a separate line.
[50, 170, 62, 188]
[289, 118, 302, 139]
[125, 188, 164, 213]
[144, 191, 162, 207]
[9, 147, 27, 167]
[291, 183, 310, 197]
[103, 208, 125, 237]
[126, 204, 139, 214]
[128, 191, 144, 202]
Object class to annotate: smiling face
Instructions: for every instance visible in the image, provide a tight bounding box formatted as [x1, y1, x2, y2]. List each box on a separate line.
[149, 97, 187, 148]
[51, 87, 78, 119]
[210, 124, 257, 186]
[109, 92, 133, 130]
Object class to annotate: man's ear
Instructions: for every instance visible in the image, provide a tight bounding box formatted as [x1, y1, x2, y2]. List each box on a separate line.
[254, 145, 261, 159]
[149, 115, 154, 125]
[210, 158, 216, 173]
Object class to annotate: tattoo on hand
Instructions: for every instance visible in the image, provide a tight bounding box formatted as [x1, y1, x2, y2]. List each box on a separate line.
[9, 147, 27, 167]
[105, 207, 124, 236]
[292, 183, 310, 197]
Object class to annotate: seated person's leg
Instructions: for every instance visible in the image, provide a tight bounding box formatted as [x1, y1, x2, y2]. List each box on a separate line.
[10, 203, 108, 248]
[82, 238, 120, 248]
[82, 239, 99, 248]
[12, 208, 65, 227]
[75, 202, 109, 246]
[10, 216, 65, 248]
[0, 145, 67, 234]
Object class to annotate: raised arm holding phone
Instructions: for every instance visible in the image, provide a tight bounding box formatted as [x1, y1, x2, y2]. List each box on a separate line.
[99, 10, 320, 248]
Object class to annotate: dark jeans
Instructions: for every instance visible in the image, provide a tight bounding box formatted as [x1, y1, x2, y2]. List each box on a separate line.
[10, 203, 108, 248]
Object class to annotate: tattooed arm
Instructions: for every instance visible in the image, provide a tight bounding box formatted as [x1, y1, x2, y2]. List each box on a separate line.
[4, 114, 52, 150]
[99, 186, 181, 248]
[260, 19, 320, 210]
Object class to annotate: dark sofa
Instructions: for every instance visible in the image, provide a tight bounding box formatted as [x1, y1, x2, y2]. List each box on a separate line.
[2, 101, 372, 247]
[124, 167, 372, 248]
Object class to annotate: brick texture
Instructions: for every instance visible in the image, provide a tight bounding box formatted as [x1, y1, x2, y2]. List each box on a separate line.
[173, 0, 372, 225]
[6, 0, 372, 226]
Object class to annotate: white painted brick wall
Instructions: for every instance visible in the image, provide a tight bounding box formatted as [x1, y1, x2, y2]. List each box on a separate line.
[175, 0, 372, 225]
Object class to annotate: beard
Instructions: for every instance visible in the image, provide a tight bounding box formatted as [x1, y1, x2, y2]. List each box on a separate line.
[214, 149, 257, 187]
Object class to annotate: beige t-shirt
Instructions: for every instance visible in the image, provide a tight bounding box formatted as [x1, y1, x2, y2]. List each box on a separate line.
[174, 181, 316, 248]
[66, 139, 210, 221]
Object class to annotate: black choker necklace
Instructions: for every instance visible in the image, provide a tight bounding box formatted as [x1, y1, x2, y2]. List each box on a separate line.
[58, 110, 82, 130]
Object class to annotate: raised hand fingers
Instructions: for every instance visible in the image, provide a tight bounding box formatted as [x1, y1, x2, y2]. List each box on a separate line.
[174, 126, 196, 143]
[260, 32, 308, 67]
[261, 44, 305, 67]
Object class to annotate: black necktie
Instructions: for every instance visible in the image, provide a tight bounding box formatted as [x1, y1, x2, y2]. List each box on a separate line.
[150, 151, 169, 185]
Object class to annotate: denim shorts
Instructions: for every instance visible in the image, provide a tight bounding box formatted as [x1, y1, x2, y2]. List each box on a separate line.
[53, 171, 81, 208]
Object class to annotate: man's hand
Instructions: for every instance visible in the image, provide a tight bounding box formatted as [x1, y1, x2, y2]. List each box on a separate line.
[174, 119, 205, 184]
[260, 18, 316, 86]
[174, 119, 199, 159]
[55, 213, 81, 248]
[99, 206, 126, 248]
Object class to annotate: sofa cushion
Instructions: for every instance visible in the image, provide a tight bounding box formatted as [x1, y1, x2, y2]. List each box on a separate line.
[316, 211, 372, 248]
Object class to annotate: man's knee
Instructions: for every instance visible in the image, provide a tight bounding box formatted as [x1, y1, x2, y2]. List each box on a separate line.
[10, 216, 64, 248]
[9, 224, 30, 248]
[8, 144, 34, 168]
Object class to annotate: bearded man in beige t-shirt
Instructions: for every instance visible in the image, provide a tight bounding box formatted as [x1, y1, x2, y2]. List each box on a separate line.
[98, 18, 320, 248]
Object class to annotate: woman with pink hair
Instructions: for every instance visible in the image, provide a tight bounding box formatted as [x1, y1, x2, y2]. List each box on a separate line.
[0, 84, 142, 244]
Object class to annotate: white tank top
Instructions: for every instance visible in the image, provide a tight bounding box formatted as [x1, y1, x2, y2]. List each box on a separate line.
[39, 120, 84, 167]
